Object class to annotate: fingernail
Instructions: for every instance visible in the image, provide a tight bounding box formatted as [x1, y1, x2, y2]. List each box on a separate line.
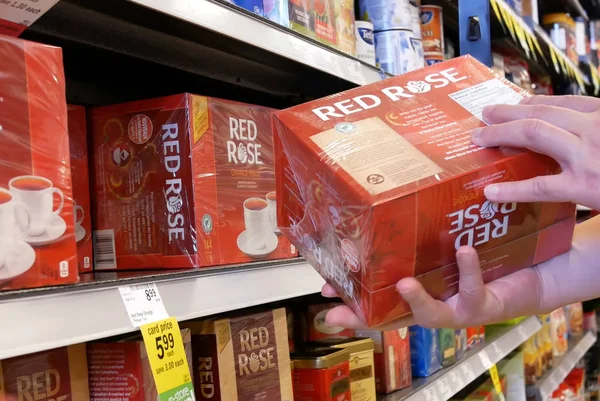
[484, 184, 499, 199]
[396, 280, 412, 295]
[482, 105, 495, 123]
[471, 128, 484, 145]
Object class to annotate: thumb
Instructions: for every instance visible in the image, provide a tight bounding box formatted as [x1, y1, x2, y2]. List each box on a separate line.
[457, 247, 486, 310]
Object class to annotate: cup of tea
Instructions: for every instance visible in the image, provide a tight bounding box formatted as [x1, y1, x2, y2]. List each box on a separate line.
[243, 197, 270, 250]
[74, 202, 85, 227]
[0, 188, 31, 267]
[266, 191, 277, 232]
[9, 175, 64, 236]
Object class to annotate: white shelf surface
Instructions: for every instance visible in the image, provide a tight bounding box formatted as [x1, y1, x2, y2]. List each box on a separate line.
[532, 331, 597, 401]
[130, 0, 384, 86]
[0, 261, 324, 360]
[380, 316, 543, 401]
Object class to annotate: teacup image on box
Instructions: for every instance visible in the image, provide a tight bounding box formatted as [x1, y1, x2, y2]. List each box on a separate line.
[91, 94, 297, 269]
[0, 35, 78, 290]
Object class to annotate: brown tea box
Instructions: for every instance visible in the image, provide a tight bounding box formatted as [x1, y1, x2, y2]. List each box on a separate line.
[189, 308, 293, 401]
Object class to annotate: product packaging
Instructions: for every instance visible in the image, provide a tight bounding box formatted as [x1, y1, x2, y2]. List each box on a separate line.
[264, 0, 290, 26]
[356, 328, 411, 394]
[189, 308, 293, 401]
[409, 326, 441, 378]
[68, 105, 93, 273]
[292, 348, 350, 401]
[359, 0, 412, 31]
[421, 5, 444, 57]
[314, 0, 336, 46]
[306, 303, 355, 340]
[566, 302, 584, 337]
[334, 0, 356, 56]
[87, 329, 192, 401]
[455, 328, 467, 360]
[550, 308, 568, 357]
[305, 337, 376, 401]
[438, 328, 456, 367]
[272, 55, 576, 327]
[355, 21, 376, 66]
[0, 344, 89, 401]
[91, 94, 296, 269]
[289, 0, 315, 38]
[225, 0, 264, 15]
[0, 35, 79, 290]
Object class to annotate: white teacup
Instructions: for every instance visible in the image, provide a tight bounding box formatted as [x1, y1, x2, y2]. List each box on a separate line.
[0, 188, 31, 268]
[266, 191, 277, 232]
[9, 175, 64, 237]
[74, 202, 84, 227]
[243, 197, 270, 250]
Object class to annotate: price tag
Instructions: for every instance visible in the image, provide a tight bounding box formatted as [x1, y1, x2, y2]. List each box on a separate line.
[489, 364, 506, 401]
[119, 283, 169, 327]
[423, 386, 439, 401]
[449, 370, 465, 389]
[0, 0, 59, 26]
[479, 351, 493, 370]
[140, 317, 195, 401]
[460, 363, 476, 382]
[436, 376, 452, 399]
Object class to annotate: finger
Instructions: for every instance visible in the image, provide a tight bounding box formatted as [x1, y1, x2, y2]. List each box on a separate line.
[520, 95, 600, 113]
[397, 277, 454, 328]
[471, 119, 577, 165]
[321, 284, 339, 298]
[482, 104, 588, 137]
[484, 175, 571, 203]
[456, 247, 486, 311]
[326, 305, 368, 329]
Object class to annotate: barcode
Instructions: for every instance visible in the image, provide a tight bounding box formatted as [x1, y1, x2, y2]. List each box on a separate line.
[94, 229, 116, 270]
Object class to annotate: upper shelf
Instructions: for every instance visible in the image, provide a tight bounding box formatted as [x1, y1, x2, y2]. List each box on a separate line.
[0, 260, 324, 360]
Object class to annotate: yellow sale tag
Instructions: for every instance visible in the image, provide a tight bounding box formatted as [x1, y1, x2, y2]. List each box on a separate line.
[141, 318, 193, 397]
[489, 364, 505, 401]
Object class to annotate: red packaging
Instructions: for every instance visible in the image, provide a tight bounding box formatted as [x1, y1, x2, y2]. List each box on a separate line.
[292, 348, 351, 401]
[67, 105, 93, 273]
[307, 303, 355, 340]
[0, 35, 78, 290]
[314, 0, 336, 47]
[90, 94, 296, 269]
[0, 344, 90, 401]
[87, 329, 192, 401]
[273, 55, 576, 327]
[356, 328, 412, 393]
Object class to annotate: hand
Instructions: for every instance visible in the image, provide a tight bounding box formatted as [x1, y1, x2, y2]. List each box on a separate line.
[323, 247, 544, 329]
[471, 95, 600, 210]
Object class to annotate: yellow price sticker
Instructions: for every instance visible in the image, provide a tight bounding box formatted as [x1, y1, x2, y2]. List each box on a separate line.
[141, 317, 195, 401]
[489, 364, 505, 401]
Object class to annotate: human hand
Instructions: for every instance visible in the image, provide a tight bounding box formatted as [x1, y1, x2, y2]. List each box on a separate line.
[323, 247, 543, 330]
[471, 95, 600, 210]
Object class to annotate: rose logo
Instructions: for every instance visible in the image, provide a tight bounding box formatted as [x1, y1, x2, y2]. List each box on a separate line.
[237, 143, 248, 163]
[480, 200, 498, 220]
[405, 81, 432, 94]
[167, 194, 183, 214]
[249, 353, 261, 373]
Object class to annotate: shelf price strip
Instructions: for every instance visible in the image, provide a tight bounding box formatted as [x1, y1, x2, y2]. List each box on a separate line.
[119, 283, 196, 401]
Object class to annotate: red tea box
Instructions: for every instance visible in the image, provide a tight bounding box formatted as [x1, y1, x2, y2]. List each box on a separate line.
[189, 308, 293, 401]
[0, 344, 90, 401]
[90, 94, 296, 269]
[87, 329, 192, 401]
[307, 303, 355, 340]
[355, 328, 411, 394]
[272, 55, 576, 327]
[0, 35, 78, 290]
[67, 105, 93, 273]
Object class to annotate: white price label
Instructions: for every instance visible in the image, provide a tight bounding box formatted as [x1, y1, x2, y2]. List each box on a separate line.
[423, 386, 439, 401]
[517, 325, 529, 341]
[0, 0, 59, 26]
[119, 283, 169, 327]
[460, 363, 476, 382]
[436, 376, 452, 399]
[449, 370, 465, 389]
[479, 351, 494, 370]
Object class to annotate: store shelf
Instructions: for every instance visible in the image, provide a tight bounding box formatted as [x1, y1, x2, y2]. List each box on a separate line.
[0, 260, 324, 360]
[528, 331, 597, 401]
[379, 316, 543, 401]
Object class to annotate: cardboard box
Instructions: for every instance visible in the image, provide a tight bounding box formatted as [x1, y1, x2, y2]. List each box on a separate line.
[356, 328, 411, 394]
[272, 55, 576, 327]
[90, 94, 296, 269]
[87, 329, 192, 401]
[67, 105, 93, 273]
[0, 35, 78, 290]
[189, 308, 293, 401]
[0, 344, 89, 401]
[409, 326, 441, 378]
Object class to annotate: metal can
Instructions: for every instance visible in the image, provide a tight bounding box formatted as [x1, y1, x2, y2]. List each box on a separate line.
[355, 21, 376, 65]
[409, 0, 421, 39]
[420, 5, 444, 56]
[374, 29, 419, 75]
[359, 0, 412, 31]
[292, 348, 351, 401]
[305, 338, 377, 401]
[411, 37, 425, 68]
[424, 53, 444, 66]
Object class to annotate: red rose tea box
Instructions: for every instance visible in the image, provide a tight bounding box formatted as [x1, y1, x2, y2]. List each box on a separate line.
[272, 55, 576, 327]
[67, 105, 93, 273]
[0, 344, 90, 401]
[188, 308, 293, 401]
[0, 35, 78, 290]
[90, 94, 296, 269]
[87, 329, 192, 401]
